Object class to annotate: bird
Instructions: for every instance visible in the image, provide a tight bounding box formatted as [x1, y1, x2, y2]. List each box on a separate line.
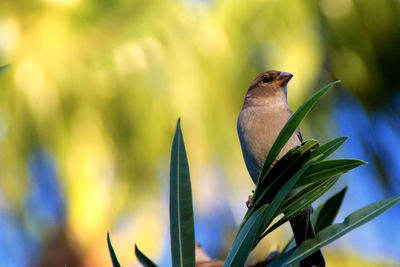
[237, 70, 325, 267]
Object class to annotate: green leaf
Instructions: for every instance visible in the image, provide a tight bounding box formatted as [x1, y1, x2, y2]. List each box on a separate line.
[268, 195, 400, 267]
[223, 205, 268, 267]
[258, 80, 340, 185]
[312, 186, 348, 232]
[239, 141, 319, 236]
[308, 136, 348, 162]
[254, 140, 319, 208]
[253, 163, 313, 247]
[237, 147, 301, 233]
[107, 233, 121, 267]
[135, 244, 158, 267]
[282, 186, 348, 254]
[260, 176, 339, 239]
[0, 64, 9, 74]
[296, 159, 366, 187]
[169, 119, 195, 267]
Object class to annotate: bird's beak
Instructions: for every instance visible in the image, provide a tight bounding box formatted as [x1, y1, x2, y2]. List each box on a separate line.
[276, 72, 293, 86]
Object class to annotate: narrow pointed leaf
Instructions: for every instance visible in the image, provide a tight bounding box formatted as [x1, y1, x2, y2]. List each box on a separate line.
[260, 176, 339, 239]
[252, 149, 301, 207]
[282, 186, 348, 254]
[239, 142, 316, 233]
[283, 176, 339, 213]
[308, 136, 348, 162]
[258, 81, 340, 185]
[223, 206, 267, 267]
[296, 159, 366, 187]
[254, 140, 319, 208]
[253, 163, 313, 247]
[107, 233, 121, 267]
[0, 64, 10, 74]
[135, 245, 158, 267]
[170, 119, 195, 267]
[269, 195, 400, 267]
[312, 186, 348, 232]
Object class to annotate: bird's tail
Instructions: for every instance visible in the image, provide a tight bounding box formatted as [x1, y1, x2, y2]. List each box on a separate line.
[289, 207, 325, 267]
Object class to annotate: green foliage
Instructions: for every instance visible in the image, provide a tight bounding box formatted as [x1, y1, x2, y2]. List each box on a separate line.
[109, 81, 399, 267]
[135, 245, 158, 267]
[281, 187, 348, 254]
[308, 136, 348, 162]
[269, 195, 400, 267]
[312, 186, 348, 232]
[252, 140, 319, 209]
[296, 159, 366, 187]
[219, 80, 397, 266]
[169, 119, 196, 267]
[261, 176, 340, 240]
[107, 233, 121, 267]
[223, 205, 267, 267]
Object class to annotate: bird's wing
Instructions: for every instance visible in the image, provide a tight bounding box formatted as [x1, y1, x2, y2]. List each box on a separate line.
[237, 119, 261, 184]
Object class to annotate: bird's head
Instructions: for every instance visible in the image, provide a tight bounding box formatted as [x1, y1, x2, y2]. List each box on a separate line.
[245, 70, 293, 102]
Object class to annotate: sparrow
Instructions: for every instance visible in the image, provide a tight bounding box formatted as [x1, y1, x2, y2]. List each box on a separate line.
[237, 70, 325, 267]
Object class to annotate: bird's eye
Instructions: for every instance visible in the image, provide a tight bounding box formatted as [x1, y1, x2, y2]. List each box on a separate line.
[261, 76, 272, 83]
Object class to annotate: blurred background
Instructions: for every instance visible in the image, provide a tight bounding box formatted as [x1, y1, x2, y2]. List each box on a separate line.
[0, 0, 400, 266]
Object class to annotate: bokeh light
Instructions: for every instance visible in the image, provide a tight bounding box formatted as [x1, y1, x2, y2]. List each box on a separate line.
[0, 0, 400, 266]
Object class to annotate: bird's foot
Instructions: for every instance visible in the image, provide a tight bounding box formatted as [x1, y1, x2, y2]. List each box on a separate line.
[246, 190, 255, 208]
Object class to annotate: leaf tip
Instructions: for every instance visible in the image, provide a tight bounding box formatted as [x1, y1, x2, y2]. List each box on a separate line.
[176, 117, 182, 130]
[175, 118, 182, 134]
[135, 243, 142, 254]
[324, 80, 341, 90]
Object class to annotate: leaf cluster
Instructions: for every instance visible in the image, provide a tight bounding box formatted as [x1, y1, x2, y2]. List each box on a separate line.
[107, 81, 400, 267]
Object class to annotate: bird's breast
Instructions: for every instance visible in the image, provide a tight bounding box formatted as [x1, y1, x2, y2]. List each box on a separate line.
[238, 104, 298, 167]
